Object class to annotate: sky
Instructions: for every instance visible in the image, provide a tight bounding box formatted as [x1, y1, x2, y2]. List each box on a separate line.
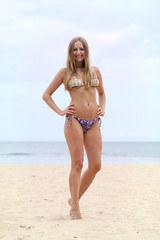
[0, 0, 160, 142]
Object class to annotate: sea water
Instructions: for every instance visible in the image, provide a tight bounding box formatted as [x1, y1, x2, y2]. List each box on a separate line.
[0, 142, 160, 164]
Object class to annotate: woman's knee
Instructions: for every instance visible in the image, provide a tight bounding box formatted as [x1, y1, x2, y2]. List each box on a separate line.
[71, 157, 84, 173]
[89, 161, 101, 174]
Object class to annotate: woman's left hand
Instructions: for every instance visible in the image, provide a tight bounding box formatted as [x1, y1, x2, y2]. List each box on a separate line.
[97, 105, 105, 116]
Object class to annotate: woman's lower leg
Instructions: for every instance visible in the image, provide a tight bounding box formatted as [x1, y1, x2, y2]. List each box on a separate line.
[79, 166, 101, 199]
[69, 163, 83, 219]
[68, 165, 101, 207]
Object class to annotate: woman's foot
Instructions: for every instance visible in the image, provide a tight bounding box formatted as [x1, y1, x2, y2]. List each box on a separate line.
[68, 198, 82, 219]
[68, 198, 72, 207]
[70, 208, 82, 220]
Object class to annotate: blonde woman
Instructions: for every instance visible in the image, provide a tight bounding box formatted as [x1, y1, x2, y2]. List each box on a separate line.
[42, 37, 106, 220]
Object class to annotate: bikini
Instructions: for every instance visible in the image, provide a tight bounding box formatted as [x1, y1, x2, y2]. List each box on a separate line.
[67, 72, 99, 89]
[66, 72, 101, 133]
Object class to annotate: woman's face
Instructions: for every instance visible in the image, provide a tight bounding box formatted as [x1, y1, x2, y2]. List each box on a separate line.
[73, 41, 85, 63]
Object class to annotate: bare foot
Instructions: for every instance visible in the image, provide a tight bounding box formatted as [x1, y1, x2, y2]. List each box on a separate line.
[68, 198, 72, 207]
[70, 208, 82, 220]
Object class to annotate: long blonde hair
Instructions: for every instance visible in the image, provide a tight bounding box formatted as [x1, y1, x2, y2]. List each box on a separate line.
[64, 36, 93, 90]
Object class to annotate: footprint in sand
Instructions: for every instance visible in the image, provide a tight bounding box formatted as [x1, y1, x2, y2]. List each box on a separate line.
[20, 225, 34, 230]
[98, 211, 103, 215]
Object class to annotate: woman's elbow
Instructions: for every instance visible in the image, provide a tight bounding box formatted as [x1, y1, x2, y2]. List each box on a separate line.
[99, 91, 106, 98]
[42, 92, 48, 101]
[42, 93, 45, 101]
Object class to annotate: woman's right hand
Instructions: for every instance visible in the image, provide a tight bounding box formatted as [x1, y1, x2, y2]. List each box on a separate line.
[59, 104, 76, 116]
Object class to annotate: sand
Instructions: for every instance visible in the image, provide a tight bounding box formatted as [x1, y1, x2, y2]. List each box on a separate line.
[0, 164, 160, 240]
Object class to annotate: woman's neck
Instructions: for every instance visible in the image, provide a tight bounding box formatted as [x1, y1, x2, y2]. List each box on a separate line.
[76, 67, 84, 73]
[75, 60, 83, 68]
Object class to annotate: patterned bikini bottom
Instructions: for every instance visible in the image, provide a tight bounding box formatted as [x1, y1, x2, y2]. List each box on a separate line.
[66, 114, 101, 133]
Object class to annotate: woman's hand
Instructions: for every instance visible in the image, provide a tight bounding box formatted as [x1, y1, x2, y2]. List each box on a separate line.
[97, 104, 105, 116]
[59, 104, 76, 116]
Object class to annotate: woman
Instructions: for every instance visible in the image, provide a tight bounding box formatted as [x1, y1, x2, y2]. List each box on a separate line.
[42, 36, 106, 220]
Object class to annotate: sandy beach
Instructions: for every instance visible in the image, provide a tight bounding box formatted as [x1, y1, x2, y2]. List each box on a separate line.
[0, 164, 160, 240]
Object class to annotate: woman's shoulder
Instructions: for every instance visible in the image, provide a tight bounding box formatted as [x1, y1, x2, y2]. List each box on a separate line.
[58, 67, 67, 76]
[91, 66, 101, 76]
[54, 67, 67, 82]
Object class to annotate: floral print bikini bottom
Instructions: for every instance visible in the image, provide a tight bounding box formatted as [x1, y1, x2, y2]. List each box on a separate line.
[66, 114, 101, 133]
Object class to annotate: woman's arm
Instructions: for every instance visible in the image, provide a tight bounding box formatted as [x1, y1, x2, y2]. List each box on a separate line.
[42, 68, 76, 116]
[94, 66, 106, 116]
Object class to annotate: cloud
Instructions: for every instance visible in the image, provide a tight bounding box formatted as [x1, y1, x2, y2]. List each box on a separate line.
[0, 0, 160, 141]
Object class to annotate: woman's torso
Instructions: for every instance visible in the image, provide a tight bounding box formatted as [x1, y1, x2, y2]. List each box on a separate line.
[67, 70, 98, 120]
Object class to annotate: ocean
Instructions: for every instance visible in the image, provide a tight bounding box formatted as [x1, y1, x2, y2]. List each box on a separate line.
[0, 142, 160, 164]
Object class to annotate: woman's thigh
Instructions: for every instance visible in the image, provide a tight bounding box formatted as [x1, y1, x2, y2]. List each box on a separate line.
[84, 121, 102, 167]
[64, 117, 84, 163]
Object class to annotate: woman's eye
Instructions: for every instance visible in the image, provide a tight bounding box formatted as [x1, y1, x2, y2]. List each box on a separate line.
[73, 48, 84, 51]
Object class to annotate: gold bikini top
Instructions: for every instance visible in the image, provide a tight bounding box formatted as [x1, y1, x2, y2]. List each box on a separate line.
[68, 72, 99, 89]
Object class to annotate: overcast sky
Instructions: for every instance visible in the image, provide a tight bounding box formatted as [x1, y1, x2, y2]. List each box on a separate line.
[0, 0, 160, 142]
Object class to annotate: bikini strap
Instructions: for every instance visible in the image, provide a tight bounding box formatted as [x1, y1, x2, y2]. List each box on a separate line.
[92, 71, 97, 78]
[66, 114, 72, 128]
